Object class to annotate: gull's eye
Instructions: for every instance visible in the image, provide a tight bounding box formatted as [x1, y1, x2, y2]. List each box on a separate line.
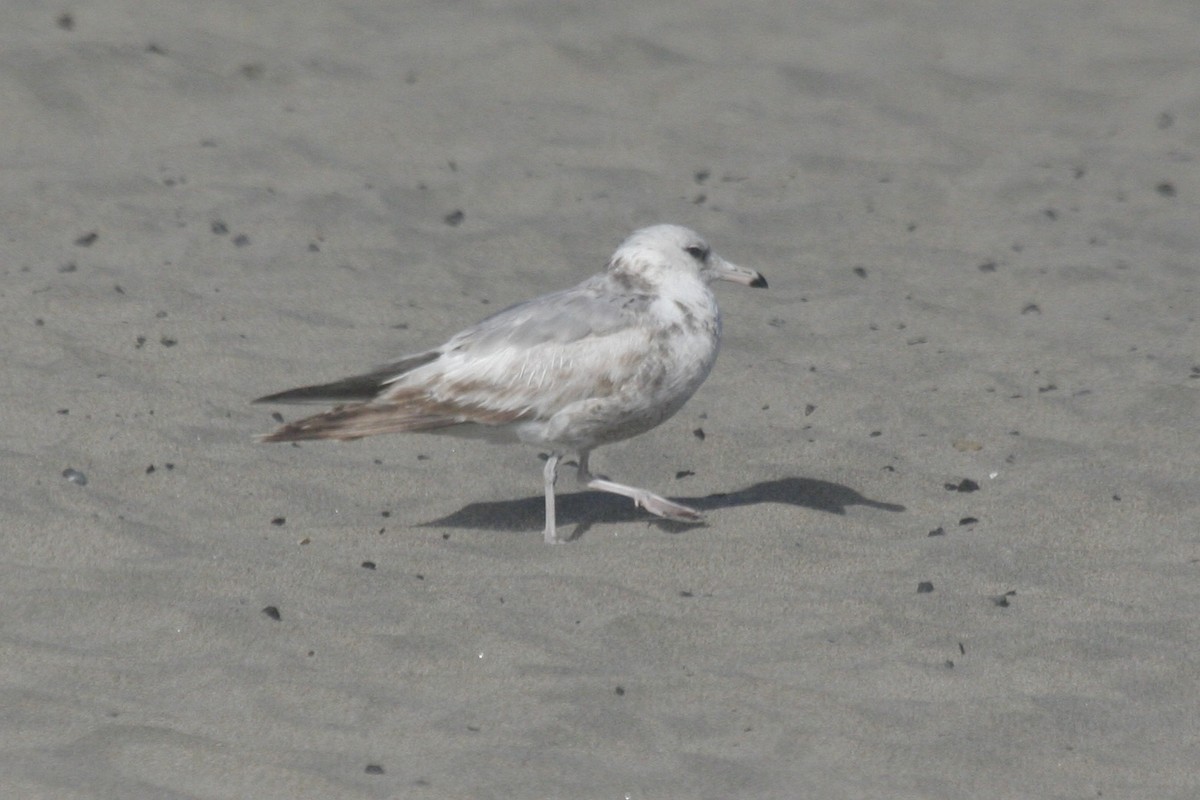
[684, 245, 709, 261]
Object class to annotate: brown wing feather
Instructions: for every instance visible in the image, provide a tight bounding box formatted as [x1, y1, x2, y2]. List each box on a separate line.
[257, 405, 457, 442]
[258, 388, 533, 442]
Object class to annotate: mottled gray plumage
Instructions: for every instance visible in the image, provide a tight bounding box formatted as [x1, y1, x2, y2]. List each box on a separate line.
[255, 224, 767, 543]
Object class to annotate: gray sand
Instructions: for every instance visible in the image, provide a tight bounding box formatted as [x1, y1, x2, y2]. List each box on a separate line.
[3, 1, 1199, 797]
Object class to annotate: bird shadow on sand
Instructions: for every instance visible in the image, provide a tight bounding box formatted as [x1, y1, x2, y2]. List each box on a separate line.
[420, 477, 906, 541]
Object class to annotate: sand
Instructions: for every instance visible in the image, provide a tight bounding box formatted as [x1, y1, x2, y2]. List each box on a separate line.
[3, 1, 1199, 797]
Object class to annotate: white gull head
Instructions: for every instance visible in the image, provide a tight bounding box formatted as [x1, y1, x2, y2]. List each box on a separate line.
[605, 224, 768, 292]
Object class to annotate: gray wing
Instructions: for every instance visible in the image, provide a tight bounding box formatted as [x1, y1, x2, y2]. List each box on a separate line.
[368, 272, 664, 420]
[255, 274, 651, 405]
[444, 273, 654, 353]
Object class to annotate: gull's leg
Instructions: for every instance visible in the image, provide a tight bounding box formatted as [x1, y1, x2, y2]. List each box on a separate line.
[576, 450, 592, 482]
[576, 451, 702, 523]
[543, 453, 562, 544]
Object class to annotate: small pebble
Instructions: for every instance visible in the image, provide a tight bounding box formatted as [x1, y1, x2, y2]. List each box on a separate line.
[991, 590, 1017, 608]
[262, 606, 281, 621]
[917, 581, 934, 593]
[62, 468, 88, 486]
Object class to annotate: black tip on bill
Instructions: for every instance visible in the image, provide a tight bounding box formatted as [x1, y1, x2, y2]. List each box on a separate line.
[750, 274, 768, 289]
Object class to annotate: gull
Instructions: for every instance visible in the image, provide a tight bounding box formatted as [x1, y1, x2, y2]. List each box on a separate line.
[254, 224, 767, 543]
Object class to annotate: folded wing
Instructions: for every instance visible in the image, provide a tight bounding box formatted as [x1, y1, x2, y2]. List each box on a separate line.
[256, 275, 658, 442]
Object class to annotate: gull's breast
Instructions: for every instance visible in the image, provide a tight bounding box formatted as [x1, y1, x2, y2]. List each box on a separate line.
[532, 293, 721, 449]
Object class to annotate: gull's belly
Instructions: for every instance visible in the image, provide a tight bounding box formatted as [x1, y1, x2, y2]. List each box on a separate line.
[532, 326, 719, 450]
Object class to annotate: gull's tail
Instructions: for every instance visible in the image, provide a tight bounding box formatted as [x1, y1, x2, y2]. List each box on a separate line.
[257, 399, 462, 442]
[254, 351, 460, 440]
